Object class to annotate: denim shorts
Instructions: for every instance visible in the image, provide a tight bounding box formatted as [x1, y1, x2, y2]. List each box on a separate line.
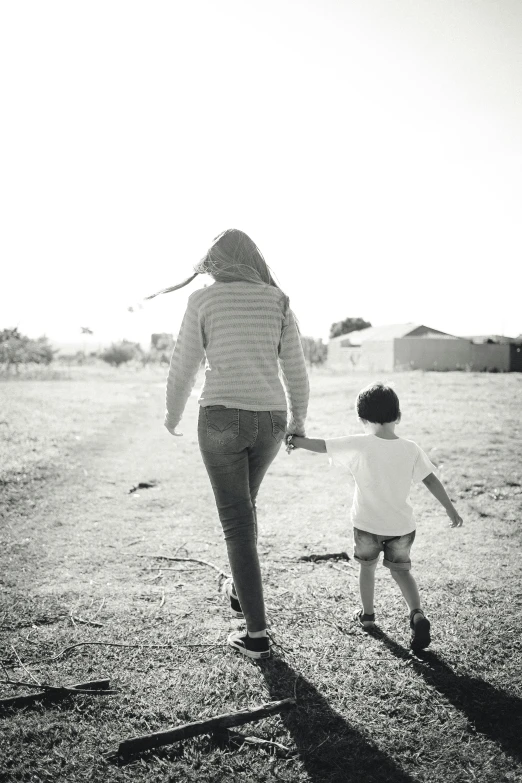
[353, 527, 416, 571]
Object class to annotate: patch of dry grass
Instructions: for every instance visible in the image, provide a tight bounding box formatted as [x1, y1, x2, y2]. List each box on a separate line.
[0, 369, 521, 782]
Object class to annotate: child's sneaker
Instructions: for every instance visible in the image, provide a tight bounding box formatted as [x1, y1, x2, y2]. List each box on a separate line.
[410, 609, 431, 650]
[222, 578, 244, 618]
[227, 630, 270, 660]
[354, 609, 375, 628]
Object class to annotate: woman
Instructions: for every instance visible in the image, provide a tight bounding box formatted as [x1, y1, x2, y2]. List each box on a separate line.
[149, 229, 309, 659]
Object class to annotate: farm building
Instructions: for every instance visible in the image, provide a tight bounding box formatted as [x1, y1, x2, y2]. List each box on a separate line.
[464, 334, 522, 372]
[328, 323, 518, 372]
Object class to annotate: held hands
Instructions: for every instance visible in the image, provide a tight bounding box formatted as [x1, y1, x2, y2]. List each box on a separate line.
[286, 434, 296, 454]
[447, 508, 463, 528]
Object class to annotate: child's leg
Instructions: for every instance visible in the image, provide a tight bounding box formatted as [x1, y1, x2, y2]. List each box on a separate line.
[359, 561, 378, 615]
[391, 568, 431, 649]
[390, 569, 423, 620]
[353, 529, 381, 616]
[384, 534, 430, 648]
[384, 532, 424, 622]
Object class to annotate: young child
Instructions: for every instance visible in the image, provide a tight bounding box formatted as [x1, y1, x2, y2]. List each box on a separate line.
[286, 382, 463, 650]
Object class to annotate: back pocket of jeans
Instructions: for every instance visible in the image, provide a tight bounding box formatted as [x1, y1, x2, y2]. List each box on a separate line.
[205, 407, 240, 445]
[270, 410, 287, 441]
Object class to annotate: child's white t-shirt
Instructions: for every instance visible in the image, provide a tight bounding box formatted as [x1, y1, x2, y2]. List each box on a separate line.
[325, 435, 436, 536]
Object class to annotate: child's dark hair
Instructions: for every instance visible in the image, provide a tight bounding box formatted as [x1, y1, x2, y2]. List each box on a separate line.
[356, 382, 401, 425]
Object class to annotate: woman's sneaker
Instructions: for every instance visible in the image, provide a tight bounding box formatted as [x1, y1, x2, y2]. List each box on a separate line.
[354, 609, 376, 628]
[222, 578, 244, 619]
[410, 609, 431, 650]
[227, 630, 270, 660]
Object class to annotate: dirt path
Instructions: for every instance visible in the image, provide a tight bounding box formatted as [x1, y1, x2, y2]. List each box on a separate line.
[3, 382, 219, 614]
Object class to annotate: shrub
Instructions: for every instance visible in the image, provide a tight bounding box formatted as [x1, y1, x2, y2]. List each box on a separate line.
[0, 328, 55, 371]
[99, 340, 142, 367]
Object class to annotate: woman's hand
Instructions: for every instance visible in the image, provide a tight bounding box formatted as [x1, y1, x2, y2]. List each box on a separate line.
[165, 423, 183, 437]
[285, 434, 295, 454]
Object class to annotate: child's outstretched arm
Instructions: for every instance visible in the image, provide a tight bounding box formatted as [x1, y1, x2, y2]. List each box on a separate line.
[287, 435, 326, 453]
[422, 472, 463, 527]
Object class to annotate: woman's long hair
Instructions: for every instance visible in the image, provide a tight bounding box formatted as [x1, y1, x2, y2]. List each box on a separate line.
[146, 229, 289, 316]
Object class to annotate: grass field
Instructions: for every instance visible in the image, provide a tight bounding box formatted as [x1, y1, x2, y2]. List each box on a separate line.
[1, 367, 521, 783]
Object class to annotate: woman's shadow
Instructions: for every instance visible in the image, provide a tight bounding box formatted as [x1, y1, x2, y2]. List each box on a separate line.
[369, 628, 522, 763]
[258, 656, 417, 783]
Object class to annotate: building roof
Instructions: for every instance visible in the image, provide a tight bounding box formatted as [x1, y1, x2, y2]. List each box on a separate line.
[329, 323, 462, 346]
[463, 334, 521, 345]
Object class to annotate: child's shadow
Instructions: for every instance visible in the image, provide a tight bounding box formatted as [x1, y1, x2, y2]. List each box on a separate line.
[370, 629, 522, 762]
[259, 657, 416, 783]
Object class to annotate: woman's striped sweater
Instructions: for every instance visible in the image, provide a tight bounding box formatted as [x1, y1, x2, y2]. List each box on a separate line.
[165, 281, 310, 435]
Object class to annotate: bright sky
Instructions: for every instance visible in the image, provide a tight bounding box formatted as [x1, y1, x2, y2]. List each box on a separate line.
[2, 0, 521, 349]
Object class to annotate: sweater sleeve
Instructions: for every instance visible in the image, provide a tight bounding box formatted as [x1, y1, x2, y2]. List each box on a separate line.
[278, 309, 310, 436]
[165, 295, 205, 431]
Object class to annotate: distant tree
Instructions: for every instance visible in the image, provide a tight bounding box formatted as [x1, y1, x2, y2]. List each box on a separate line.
[329, 317, 372, 339]
[0, 328, 55, 372]
[27, 336, 55, 365]
[100, 340, 142, 367]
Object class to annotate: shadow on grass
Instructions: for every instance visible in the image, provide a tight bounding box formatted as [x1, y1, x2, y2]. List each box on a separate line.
[372, 629, 522, 762]
[259, 656, 416, 783]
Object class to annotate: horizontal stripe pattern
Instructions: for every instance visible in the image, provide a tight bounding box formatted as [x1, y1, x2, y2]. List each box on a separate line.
[165, 281, 309, 435]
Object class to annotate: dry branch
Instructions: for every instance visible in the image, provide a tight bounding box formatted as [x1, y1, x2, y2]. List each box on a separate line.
[11, 645, 40, 685]
[92, 598, 106, 619]
[71, 616, 104, 628]
[331, 564, 357, 576]
[5, 639, 221, 668]
[21, 639, 178, 665]
[0, 678, 113, 713]
[106, 698, 295, 760]
[298, 551, 350, 563]
[216, 728, 292, 755]
[137, 554, 229, 577]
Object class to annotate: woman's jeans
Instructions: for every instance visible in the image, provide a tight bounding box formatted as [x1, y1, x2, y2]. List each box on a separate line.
[198, 406, 286, 632]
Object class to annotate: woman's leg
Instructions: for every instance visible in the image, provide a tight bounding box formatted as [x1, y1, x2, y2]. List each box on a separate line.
[198, 408, 267, 633]
[248, 411, 286, 544]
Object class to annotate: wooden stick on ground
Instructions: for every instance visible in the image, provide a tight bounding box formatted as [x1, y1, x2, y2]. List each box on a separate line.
[106, 698, 295, 760]
[0, 678, 113, 714]
[298, 552, 350, 563]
